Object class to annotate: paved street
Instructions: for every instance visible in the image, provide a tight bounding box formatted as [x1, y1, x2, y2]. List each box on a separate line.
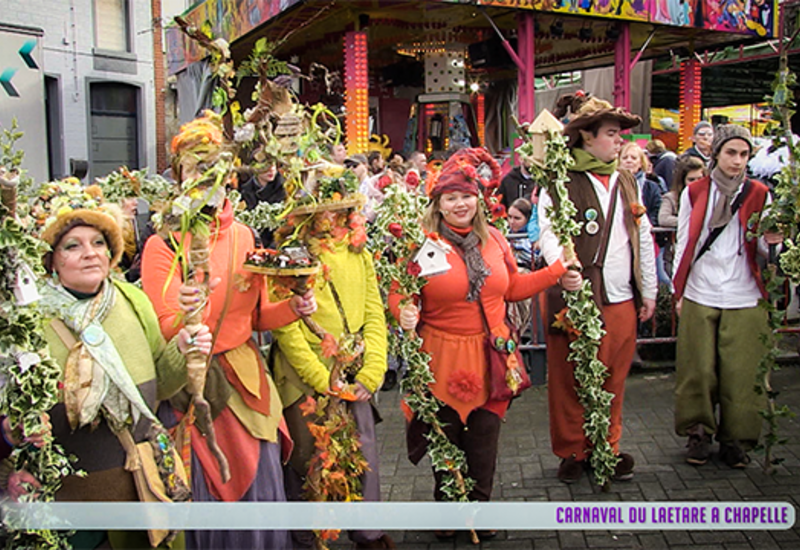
[355, 365, 800, 549]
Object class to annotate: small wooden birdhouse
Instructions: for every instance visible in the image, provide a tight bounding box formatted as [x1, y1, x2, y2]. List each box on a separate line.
[13, 262, 40, 306]
[526, 109, 564, 167]
[413, 238, 452, 277]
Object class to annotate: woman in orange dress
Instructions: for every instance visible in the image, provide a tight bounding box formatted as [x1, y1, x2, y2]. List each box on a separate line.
[390, 149, 576, 540]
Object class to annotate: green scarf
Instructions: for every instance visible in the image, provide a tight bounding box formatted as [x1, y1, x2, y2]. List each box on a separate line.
[571, 148, 618, 175]
[40, 279, 158, 432]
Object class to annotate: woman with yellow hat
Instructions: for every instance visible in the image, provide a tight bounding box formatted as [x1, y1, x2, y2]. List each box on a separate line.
[3, 180, 209, 549]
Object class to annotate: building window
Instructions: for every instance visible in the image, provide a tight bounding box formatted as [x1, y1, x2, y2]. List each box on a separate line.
[94, 0, 130, 52]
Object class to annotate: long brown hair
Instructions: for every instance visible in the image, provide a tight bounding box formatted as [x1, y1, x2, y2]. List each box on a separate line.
[422, 194, 490, 245]
[671, 155, 706, 195]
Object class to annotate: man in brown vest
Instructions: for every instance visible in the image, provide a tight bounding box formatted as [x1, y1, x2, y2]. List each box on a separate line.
[539, 92, 658, 483]
[672, 124, 781, 469]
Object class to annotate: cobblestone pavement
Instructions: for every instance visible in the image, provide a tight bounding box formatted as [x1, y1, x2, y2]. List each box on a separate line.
[342, 365, 800, 549]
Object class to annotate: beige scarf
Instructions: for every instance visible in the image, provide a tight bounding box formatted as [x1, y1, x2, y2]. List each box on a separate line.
[709, 165, 746, 230]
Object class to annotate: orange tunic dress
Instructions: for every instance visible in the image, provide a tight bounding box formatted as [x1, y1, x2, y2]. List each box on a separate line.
[141, 200, 299, 502]
[390, 226, 566, 422]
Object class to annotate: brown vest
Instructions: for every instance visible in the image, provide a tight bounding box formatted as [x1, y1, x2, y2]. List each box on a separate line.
[546, 170, 644, 332]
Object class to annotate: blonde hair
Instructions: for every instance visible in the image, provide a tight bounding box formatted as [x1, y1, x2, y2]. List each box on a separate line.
[422, 194, 490, 245]
[620, 141, 649, 172]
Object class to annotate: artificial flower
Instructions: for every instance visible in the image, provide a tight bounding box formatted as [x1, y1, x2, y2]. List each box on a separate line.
[552, 307, 581, 338]
[490, 202, 507, 220]
[388, 223, 403, 238]
[299, 395, 318, 417]
[447, 369, 483, 402]
[406, 260, 422, 277]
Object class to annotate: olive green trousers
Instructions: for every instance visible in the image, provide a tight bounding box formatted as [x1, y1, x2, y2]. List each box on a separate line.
[674, 299, 767, 448]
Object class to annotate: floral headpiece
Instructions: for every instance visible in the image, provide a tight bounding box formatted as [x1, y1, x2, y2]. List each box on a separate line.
[170, 110, 228, 180]
[428, 148, 501, 198]
[34, 179, 124, 268]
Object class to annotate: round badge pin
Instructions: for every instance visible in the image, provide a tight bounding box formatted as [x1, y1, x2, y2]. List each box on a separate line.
[585, 220, 600, 235]
[82, 324, 105, 346]
[585, 208, 598, 222]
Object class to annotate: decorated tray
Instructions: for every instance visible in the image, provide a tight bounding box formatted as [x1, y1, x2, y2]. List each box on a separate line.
[244, 247, 320, 276]
[291, 194, 365, 215]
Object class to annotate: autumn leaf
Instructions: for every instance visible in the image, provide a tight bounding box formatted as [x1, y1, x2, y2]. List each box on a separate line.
[321, 333, 339, 358]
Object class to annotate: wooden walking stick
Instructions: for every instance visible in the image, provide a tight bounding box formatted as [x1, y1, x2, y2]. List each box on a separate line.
[161, 149, 234, 484]
[183, 228, 230, 483]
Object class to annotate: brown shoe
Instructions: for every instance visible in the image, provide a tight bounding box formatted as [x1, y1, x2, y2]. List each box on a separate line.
[719, 442, 750, 469]
[685, 426, 712, 465]
[612, 452, 635, 481]
[557, 456, 585, 484]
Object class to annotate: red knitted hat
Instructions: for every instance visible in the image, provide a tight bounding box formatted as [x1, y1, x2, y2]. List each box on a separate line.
[428, 148, 501, 198]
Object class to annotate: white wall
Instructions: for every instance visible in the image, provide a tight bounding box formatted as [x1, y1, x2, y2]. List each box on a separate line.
[1, 0, 156, 180]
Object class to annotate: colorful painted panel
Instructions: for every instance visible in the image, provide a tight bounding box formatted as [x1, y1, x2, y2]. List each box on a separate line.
[700, 0, 775, 37]
[469, 0, 775, 36]
[534, 0, 650, 22]
[166, 0, 302, 74]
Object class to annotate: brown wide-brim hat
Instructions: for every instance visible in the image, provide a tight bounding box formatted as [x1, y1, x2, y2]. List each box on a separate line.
[41, 208, 125, 269]
[559, 94, 642, 147]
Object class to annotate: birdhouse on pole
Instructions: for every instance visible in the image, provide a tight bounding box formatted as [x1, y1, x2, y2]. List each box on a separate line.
[525, 109, 564, 168]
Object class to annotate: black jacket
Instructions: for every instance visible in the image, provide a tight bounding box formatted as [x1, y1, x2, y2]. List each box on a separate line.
[498, 166, 536, 210]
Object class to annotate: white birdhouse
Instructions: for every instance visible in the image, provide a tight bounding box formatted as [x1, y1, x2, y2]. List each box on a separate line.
[526, 109, 565, 167]
[13, 262, 40, 306]
[413, 238, 452, 277]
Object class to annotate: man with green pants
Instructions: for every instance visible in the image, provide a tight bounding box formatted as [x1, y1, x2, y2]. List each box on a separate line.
[672, 124, 782, 468]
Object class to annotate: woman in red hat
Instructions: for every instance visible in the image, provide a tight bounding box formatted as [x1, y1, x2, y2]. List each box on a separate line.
[391, 148, 575, 540]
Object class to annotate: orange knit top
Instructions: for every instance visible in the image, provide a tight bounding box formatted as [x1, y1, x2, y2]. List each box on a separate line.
[141, 200, 299, 353]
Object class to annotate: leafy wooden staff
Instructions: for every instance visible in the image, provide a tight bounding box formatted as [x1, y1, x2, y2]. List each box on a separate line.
[371, 183, 479, 544]
[160, 158, 233, 483]
[0, 131, 80, 549]
[519, 123, 619, 489]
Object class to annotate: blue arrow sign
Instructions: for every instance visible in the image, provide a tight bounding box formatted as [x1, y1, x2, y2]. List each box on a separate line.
[0, 68, 19, 97]
[19, 40, 38, 69]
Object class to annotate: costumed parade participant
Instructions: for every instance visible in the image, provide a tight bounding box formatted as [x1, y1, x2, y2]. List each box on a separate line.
[7, 180, 208, 549]
[268, 161, 395, 550]
[672, 124, 782, 468]
[393, 149, 572, 540]
[141, 111, 316, 550]
[538, 93, 658, 484]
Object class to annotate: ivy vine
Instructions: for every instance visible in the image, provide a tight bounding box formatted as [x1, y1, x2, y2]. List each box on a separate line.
[753, 55, 798, 474]
[0, 123, 80, 549]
